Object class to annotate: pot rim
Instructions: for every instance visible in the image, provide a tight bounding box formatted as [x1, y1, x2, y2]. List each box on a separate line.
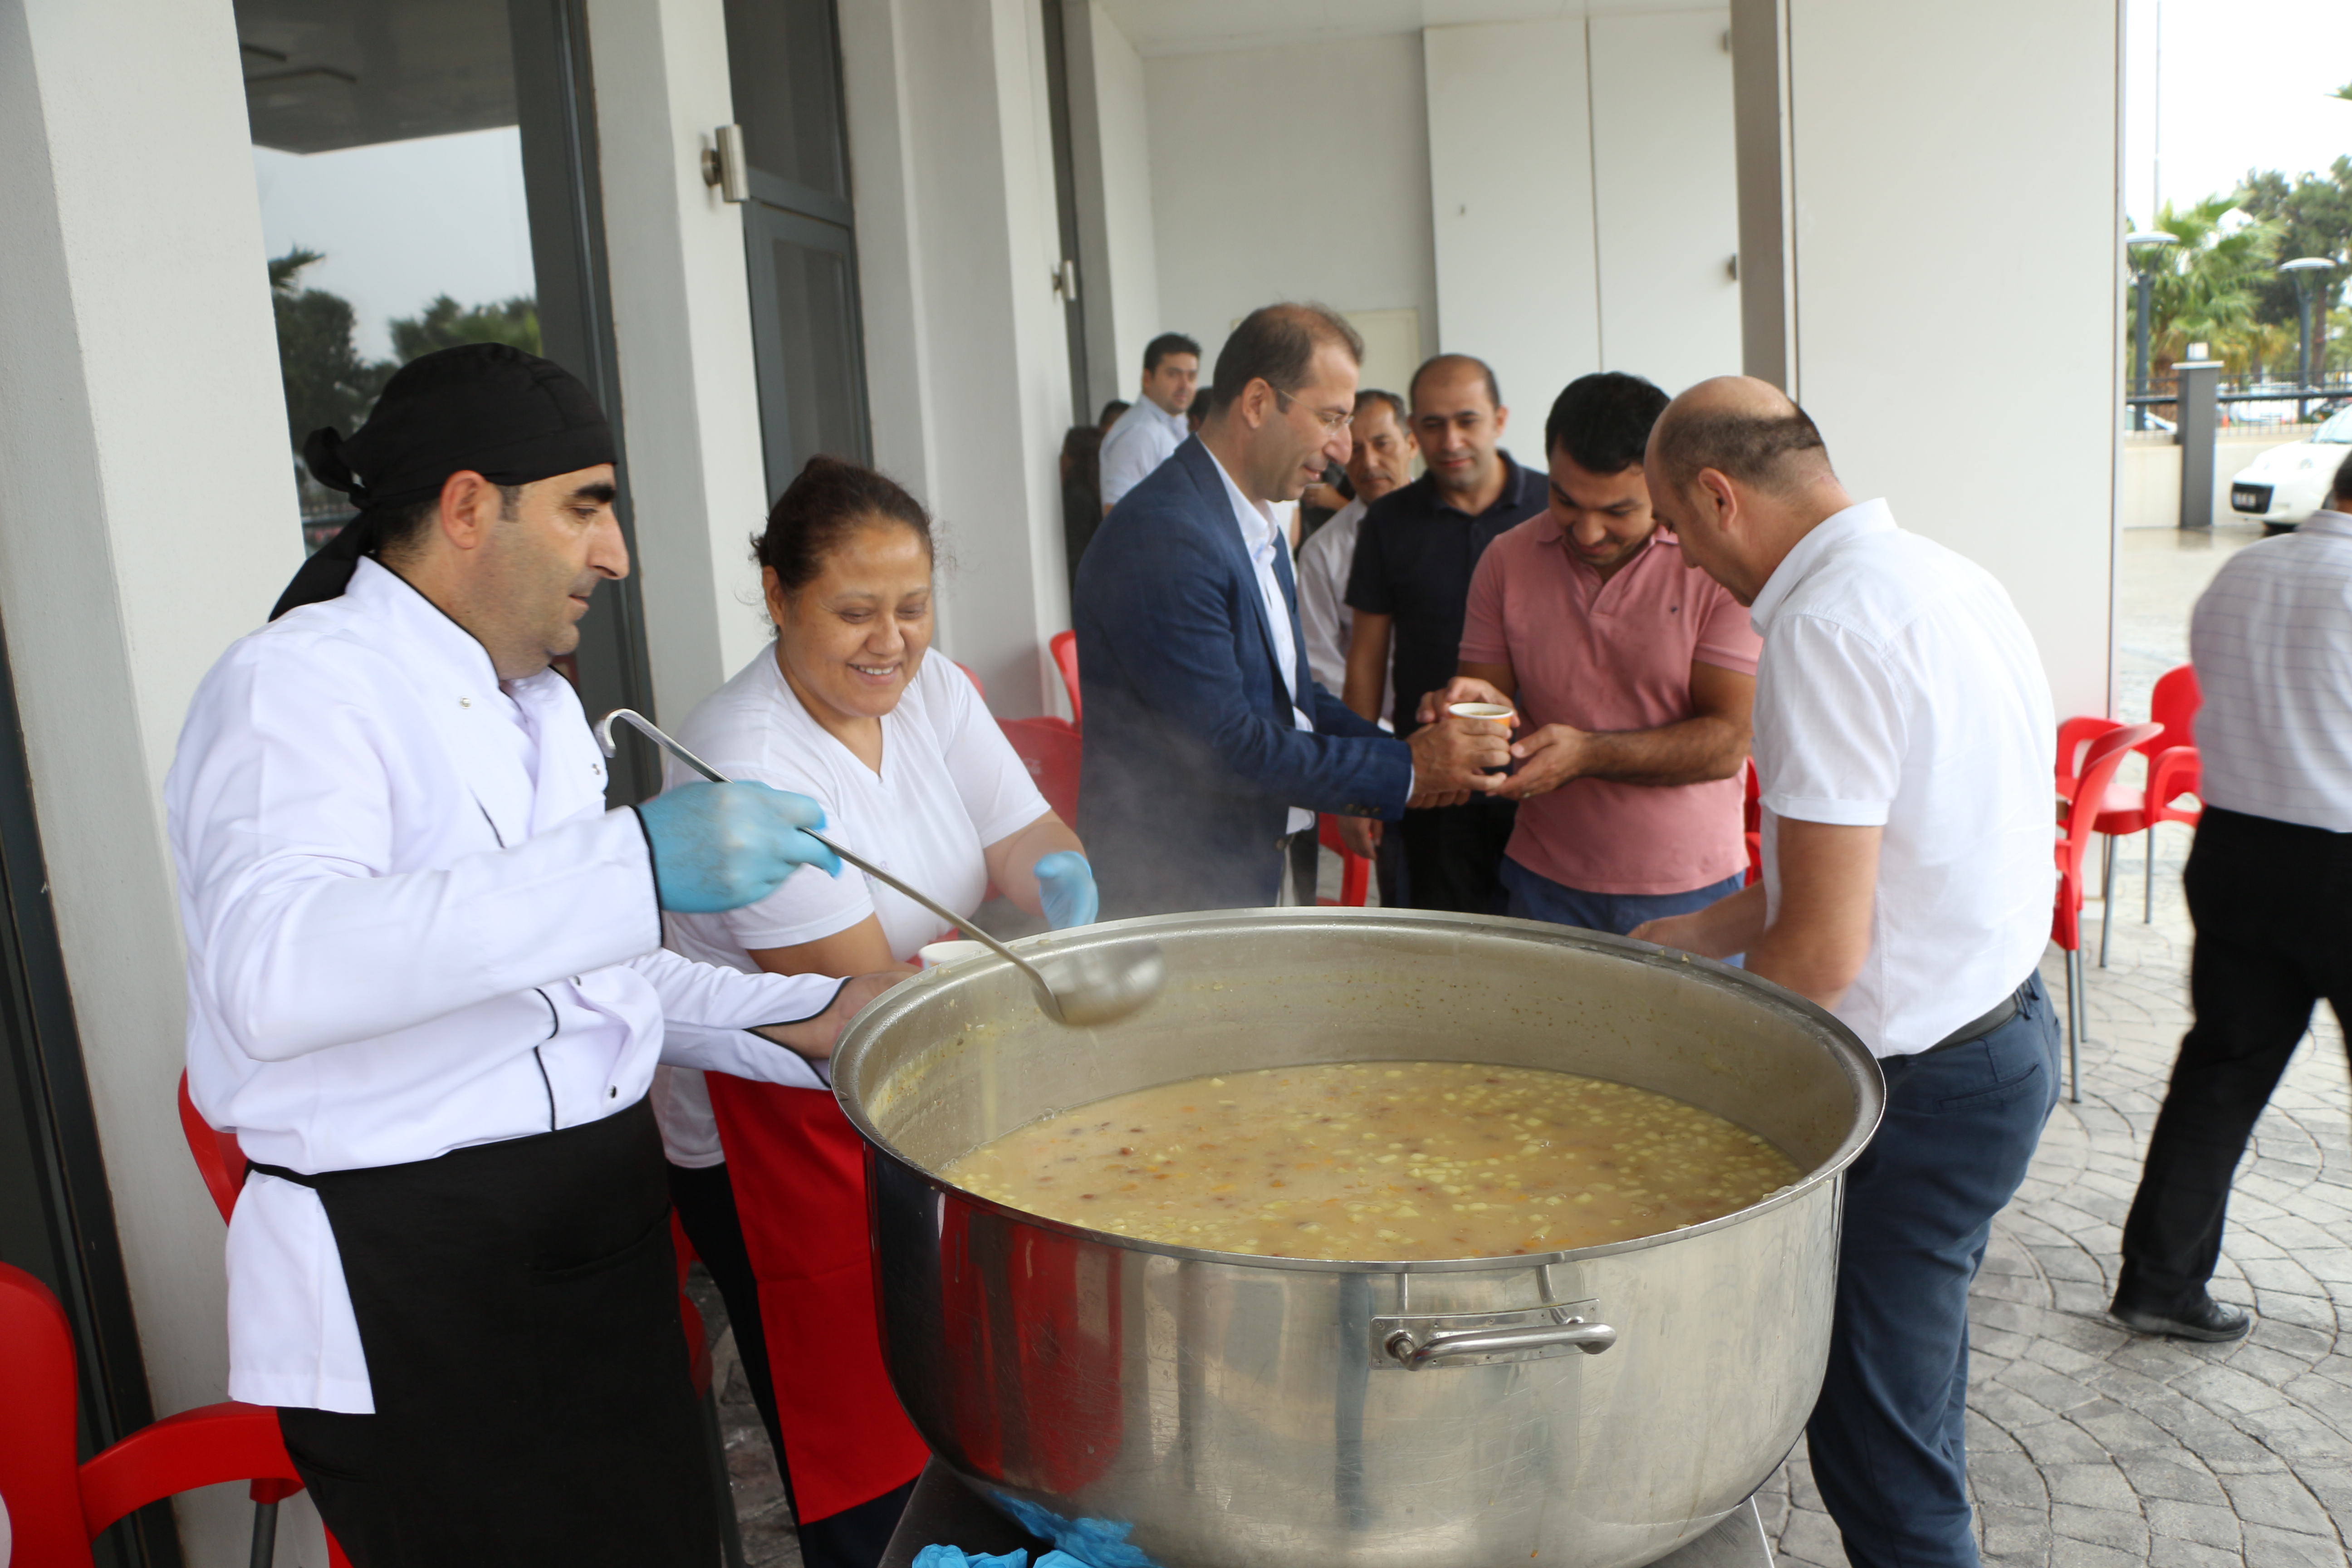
[833, 907, 1886, 1275]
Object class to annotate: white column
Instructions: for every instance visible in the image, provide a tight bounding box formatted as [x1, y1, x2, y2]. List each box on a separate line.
[0, 0, 313, 1560]
[839, 0, 1077, 715]
[1774, 0, 2123, 719]
[586, 0, 774, 719]
[1063, 0, 1161, 412]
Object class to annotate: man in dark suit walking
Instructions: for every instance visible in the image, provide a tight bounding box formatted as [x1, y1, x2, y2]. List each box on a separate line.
[1075, 304, 1505, 918]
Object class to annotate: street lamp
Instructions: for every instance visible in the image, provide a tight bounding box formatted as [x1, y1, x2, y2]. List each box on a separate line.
[2126, 231, 2177, 431]
[2279, 256, 2333, 423]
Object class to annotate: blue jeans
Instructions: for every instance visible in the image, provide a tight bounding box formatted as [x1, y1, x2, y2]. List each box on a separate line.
[1498, 858, 1744, 937]
[1807, 974, 2061, 1568]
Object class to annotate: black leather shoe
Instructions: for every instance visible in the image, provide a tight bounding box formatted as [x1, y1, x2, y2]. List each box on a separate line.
[2111, 1296, 2253, 1342]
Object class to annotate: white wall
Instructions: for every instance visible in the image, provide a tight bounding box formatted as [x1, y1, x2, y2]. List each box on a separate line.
[1588, 10, 1741, 395]
[1782, 0, 2121, 719]
[840, 0, 1080, 711]
[1426, 19, 1600, 465]
[588, 0, 775, 718]
[1427, 12, 1740, 467]
[0, 0, 318, 1560]
[1143, 33, 1439, 383]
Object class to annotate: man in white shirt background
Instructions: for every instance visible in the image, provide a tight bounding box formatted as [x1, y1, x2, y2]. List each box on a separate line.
[1632, 377, 2061, 1568]
[171, 345, 897, 1566]
[1097, 331, 1200, 511]
[2110, 451, 2352, 1344]
[1299, 388, 1415, 703]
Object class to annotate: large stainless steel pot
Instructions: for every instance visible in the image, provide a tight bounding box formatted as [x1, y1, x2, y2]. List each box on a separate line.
[834, 909, 1882, 1568]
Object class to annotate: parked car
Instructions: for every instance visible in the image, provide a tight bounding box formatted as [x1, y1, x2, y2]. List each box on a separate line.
[2228, 408, 2352, 529]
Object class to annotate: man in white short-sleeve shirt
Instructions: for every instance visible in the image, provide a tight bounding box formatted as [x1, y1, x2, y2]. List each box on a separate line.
[1098, 332, 1200, 510]
[1633, 377, 2059, 1568]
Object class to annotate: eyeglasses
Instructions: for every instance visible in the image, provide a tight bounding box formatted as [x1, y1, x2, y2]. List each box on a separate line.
[1273, 386, 1352, 436]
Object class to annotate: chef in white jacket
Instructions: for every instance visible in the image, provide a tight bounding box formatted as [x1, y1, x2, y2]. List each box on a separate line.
[169, 344, 892, 1568]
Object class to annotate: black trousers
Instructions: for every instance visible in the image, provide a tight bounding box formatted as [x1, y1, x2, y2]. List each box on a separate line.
[1397, 796, 1515, 915]
[2117, 807, 2352, 1313]
[668, 1161, 914, 1568]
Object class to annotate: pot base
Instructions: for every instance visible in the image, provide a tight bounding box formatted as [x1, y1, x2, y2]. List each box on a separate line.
[880, 1459, 1778, 1568]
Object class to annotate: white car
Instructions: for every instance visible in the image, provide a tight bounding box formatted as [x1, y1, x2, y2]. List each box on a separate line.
[2229, 408, 2352, 527]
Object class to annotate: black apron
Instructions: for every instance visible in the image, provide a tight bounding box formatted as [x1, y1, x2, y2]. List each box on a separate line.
[258, 1098, 717, 1567]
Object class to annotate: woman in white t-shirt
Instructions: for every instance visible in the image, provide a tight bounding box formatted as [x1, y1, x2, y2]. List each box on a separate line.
[657, 456, 1096, 1568]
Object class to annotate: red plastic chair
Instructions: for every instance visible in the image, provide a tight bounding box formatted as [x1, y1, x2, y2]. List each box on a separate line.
[2058, 666, 2205, 957]
[999, 715, 1082, 824]
[0, 1260, 355, 1568]
[953, 661, 985, 701]
[1049, 631, 1082, 726]
[1316, 816, 1371, 907]
[1741, 759, 1763, 887]
[2053, 723, 2160, 1102]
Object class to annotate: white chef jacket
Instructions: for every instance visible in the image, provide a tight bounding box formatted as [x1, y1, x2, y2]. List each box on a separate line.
[169, 559, 842, 1412]
[1098, 397, 1188, 508]
[1207, 448, 1317, 836]
[2189, 508, 2352, 831]
[1746, 499, 2056, 1058]
[652, 647, 1049, 1166]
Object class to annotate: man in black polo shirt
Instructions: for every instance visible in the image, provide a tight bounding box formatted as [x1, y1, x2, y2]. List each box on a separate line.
[1341, 354, 1547, 912]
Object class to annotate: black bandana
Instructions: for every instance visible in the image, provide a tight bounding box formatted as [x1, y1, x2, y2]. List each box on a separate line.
[270, 344, 615, 620]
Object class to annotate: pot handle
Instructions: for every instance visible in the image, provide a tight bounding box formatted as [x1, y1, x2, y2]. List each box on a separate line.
[1382, 1317, 1617, 1369]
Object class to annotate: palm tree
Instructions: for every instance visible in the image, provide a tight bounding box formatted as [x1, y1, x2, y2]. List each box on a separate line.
[2131, 196, 2279, 369]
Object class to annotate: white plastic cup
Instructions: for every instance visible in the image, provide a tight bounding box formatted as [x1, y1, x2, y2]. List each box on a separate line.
[1447, 701, 1517, 727]
[917, 939, 990, 969]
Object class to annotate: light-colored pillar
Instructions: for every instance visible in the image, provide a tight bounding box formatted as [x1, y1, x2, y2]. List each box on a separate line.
[1734, 0, 2122, 719]
[0, 0, 312, 1559]
[840, 0, 1078, 715]
[586, 0, 774, 719]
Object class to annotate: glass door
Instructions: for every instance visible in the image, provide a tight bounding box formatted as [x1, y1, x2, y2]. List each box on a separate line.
[725, 0, 872, 501]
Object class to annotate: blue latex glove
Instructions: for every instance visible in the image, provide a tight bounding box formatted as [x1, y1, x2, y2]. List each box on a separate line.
[1033, 851, 1098, 930]
[911, 1548, 1029, 1568]
[633, 781, 841, 914]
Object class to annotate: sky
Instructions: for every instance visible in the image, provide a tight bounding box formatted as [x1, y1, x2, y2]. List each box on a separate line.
[252, 127, 537, 363]
[2122, 0, 2352, 227]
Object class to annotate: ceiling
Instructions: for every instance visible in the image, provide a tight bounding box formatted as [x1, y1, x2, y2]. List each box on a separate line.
[1092, 0, 1700, 59]
[234, 0, 517, 154]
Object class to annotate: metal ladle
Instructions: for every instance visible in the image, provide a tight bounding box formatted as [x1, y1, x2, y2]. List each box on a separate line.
[596, 709, 1164, 1028]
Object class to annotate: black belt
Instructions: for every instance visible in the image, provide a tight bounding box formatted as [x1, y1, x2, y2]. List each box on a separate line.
[1919, 978, 2032, 1056]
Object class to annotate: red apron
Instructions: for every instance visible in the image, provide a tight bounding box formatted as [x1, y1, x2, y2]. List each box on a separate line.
[706, 1078, 930, 1523]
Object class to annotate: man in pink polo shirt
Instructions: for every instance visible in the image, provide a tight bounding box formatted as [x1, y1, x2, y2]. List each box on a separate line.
[1428, 372, 1759, 934]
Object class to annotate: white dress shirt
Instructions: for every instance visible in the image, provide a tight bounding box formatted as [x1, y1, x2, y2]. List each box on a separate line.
[1747, 500, 2057, 1057]
[652, 647, 1050, 1166]
[169, 559, 840, 1411]
[1205, 449, 1318, 836]
[2190, 508, 2352, 831]
[1098, 397, 1188, 507]
[1297, 497, 1392, 724]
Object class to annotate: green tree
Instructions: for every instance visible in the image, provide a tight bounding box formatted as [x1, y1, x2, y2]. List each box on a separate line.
[269, 248, 393, 454]
[2129, 196, 2279, 371]
[388, 294, 541, 362]
[2236, 159, 2352, 336]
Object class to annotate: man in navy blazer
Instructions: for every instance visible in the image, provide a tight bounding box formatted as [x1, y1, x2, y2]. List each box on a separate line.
[1075, 304, 1506, 917]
